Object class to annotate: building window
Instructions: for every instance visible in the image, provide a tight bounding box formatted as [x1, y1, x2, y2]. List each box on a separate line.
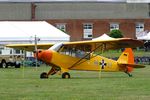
[10, 49, 12, 54]
[136, 23, 144, 34]
[110, 23, 119, 31]
[83, 23, 93, 39]
[56, 23, 66, 32]
[15, 49, 20, 54]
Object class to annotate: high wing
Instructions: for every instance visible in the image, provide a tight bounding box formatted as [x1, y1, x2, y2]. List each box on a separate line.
[62, 38, 144, 52]
[6, 38, 143, 52]
[6, 43, 54, 51]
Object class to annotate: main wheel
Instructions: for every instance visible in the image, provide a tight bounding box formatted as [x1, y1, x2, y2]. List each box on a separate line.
[62, 72, 70, 79]
[1, 61, 7, 68]
[40, 72, 48, 79]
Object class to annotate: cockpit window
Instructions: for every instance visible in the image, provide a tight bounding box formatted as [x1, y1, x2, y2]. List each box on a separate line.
[58, 45, 91, 59]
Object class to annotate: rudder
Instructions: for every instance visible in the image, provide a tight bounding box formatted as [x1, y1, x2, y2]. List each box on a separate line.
[117, 48, 134, 72]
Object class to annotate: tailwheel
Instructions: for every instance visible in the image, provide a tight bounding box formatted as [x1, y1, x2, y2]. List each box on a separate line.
[62, 72, 70, 79]
[125, 72, 133, 77]
[40, 72, 48, 79]
[128, 73, 133, 77]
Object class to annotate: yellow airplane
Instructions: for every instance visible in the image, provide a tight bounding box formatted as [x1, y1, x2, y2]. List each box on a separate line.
[6, 38, 145, 79]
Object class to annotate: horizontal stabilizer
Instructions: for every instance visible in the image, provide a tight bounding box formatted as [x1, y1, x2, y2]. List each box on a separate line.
[118, 63, 146, 68]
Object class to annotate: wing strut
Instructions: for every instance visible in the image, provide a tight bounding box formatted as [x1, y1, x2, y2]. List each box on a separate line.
[69, 43, 106, 69]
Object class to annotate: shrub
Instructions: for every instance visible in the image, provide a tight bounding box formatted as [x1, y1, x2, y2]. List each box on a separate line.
[108, 29, 123, 38]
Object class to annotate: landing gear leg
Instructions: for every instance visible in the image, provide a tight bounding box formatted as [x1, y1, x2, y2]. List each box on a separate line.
[47, 67, 57, 76]
[40, 67, 59, 79]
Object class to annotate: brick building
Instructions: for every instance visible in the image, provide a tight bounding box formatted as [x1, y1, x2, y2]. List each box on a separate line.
[0, 0, 150, 41]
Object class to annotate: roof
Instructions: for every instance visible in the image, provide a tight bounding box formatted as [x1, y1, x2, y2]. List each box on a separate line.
[0, 0, 148, 3]
[0, 21, 70, 44]
[0, 0, 126, 3]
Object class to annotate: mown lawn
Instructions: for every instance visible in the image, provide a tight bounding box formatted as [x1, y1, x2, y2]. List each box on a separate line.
[0, 64, 150, 100]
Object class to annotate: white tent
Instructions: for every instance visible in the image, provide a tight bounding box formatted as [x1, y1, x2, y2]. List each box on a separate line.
[92, 33, 115, 41]
[0, 21, 70, 44]
[137, 32, 150, 40]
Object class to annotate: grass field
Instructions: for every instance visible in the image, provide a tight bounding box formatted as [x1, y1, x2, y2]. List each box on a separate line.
[0, 64, 150, 100]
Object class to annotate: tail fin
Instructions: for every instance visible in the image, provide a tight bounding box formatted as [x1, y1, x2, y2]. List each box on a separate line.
[117, 48, 145, 72]
[117, 48, 134, 72]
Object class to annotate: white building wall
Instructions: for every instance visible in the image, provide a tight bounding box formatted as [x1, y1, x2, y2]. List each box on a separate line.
[0, 3, 31, 20]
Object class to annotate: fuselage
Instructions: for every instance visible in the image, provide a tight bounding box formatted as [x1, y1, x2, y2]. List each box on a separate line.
[38, 50, 122, 72]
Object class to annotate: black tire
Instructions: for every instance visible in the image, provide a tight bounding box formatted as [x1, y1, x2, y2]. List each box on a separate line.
[62, 72, 70, 79]
[128, 74, 133, 77]
[1, 61, 7, 68]
[15, 63, 20, 68]
[40, 72, 48, 79]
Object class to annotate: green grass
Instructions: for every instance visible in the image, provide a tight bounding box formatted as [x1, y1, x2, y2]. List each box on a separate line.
[0, 65, 150, 100]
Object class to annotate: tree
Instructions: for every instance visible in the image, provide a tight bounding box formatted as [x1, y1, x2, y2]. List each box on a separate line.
[108, 29, 123, 38]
